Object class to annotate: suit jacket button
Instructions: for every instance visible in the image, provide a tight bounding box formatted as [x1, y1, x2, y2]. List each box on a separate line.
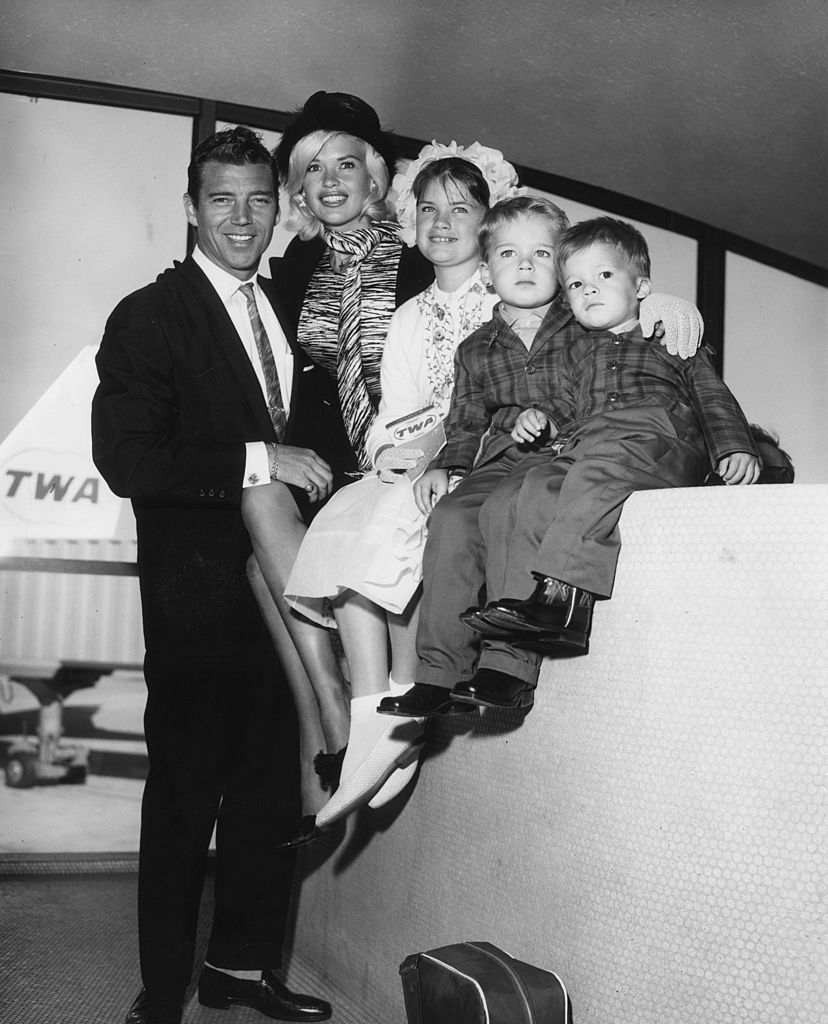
[219, 490, 225, 498]
[208, 489, 215, 497]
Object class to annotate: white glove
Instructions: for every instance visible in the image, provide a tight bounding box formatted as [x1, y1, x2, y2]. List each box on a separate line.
[640, 293, 703, 360]
[375, 445, 424, 483]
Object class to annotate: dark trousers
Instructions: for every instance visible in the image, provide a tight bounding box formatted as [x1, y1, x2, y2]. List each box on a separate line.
[138, 648, 300, 999]
[482, 407, 710, 600]
[417, 445, 557, 689]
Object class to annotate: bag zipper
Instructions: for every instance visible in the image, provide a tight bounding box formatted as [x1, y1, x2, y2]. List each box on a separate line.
[467, 942, 535, 1024]
[421, 954, 491, 1024]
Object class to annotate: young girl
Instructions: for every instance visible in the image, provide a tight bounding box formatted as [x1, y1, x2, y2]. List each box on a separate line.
[279, 145, 519, 836]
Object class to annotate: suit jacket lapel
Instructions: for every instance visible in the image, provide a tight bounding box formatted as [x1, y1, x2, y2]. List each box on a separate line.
[176, 257, 275, 437]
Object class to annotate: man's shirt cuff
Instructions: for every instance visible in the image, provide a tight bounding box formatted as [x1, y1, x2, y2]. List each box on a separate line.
[243, 441, 271, 487]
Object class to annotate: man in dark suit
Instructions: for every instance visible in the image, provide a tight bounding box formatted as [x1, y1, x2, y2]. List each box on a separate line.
[92, 127, 332, 1024]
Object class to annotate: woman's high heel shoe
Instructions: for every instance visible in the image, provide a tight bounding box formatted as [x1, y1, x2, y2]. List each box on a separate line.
[314, 718, 425, 831]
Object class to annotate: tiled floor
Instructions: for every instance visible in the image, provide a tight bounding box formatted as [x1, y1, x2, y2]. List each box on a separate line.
[0, 866, 377, 1024]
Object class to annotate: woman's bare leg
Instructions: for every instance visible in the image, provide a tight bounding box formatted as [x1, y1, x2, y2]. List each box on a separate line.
[386, 589, 421, 687]
[242, 482, 350, 752]
[331, 591, 389, 699]
[314, 589, 424, 829]
[246, 559, 330, 815]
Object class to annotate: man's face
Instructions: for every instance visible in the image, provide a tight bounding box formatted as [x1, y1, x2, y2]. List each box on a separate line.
[482, 214, 560, 312]
[561, 242, 650, 331]
[184, 160, 277, 280]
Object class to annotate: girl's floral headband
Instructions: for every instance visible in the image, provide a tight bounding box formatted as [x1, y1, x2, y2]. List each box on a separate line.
[392, 140, 521, 246]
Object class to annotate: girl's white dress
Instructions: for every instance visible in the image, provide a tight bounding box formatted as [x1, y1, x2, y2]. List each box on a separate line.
[285, 271, 496, 624]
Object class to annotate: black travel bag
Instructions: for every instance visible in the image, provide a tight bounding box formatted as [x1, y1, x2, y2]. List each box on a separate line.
[399, 940, 569, 1023]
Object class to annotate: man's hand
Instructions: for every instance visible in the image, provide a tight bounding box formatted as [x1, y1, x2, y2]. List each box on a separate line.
[375, 445, 425, 483]
[511, 408, 550, 445]
[275, 445, 333, 502]
[640, 293, 703, 360]
[716, 452, 761, 485]
[413, 468, 449, 515]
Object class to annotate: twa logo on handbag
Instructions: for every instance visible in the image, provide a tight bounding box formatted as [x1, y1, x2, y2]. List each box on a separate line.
[385, 404, 447, 481]
[400, 941, 570, 1024]
[390, 407, 439, 442]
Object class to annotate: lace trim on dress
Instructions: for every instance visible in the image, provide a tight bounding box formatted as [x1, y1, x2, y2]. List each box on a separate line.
[417, 269, 489, 416]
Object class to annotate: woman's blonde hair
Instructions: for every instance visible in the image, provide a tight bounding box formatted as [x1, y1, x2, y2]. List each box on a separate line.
[281, 130, 393, 240]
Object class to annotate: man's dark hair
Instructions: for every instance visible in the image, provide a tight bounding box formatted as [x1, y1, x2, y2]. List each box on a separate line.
[187, 126, 277, 209]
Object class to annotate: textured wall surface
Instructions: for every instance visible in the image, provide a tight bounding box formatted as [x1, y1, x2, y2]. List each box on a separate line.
[289, 484, 826, 1024]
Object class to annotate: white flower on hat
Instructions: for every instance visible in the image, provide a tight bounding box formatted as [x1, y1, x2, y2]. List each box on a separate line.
[392, 140, 520, 246]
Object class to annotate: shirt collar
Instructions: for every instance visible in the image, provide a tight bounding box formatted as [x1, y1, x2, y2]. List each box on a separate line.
[192, 245, 258, 303]
[610, 317, 640, 335]
[486, 291, 571, 347]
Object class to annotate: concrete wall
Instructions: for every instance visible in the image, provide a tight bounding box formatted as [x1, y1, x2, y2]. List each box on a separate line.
[288, 484, 826, 1024]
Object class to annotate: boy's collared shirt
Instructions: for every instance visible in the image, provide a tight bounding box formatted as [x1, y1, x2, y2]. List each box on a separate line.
[433, 292, 580, 473]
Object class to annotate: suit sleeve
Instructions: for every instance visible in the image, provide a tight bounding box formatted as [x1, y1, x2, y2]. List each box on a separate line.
[684, 346, 758, 464]
[91, 290, 246, 506]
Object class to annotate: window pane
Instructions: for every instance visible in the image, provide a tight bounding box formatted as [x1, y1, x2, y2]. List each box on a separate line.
[0, 93, 192, 444]
[725, 253, 828, 483]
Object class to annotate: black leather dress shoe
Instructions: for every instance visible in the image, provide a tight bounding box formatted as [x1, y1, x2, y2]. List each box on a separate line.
[198, 965, 332, 1021]
[376, 682, 475, 718]
[451, 668, 535, 710]
[276, 814, 326, 851]
[124, 989, 182, 1024]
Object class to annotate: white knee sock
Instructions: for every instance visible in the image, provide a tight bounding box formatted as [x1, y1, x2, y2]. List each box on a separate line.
[337, 691, 394, 784]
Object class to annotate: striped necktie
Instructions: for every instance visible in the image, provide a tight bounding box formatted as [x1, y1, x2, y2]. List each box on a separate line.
[239, 282, 287, 441]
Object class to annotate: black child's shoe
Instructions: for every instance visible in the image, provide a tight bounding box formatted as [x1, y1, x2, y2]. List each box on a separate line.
[451, 668, 536, 710]
[471, 574, 595, 649]
[376, 682, 475, 718]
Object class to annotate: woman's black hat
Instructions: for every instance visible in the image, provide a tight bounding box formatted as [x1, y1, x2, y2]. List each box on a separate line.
[274, 91, 399, 182]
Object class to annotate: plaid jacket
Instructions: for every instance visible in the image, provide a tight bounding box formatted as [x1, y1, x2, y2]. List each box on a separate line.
[433, 294, 579, 472]
[557, 324, 757, 465]
[434, 297, 757, 473]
